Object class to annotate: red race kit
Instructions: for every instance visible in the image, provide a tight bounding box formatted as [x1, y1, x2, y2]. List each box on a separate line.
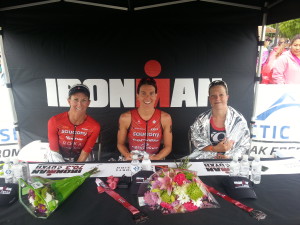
[48, 112, 100, 160]
[127, 109, 162, 155]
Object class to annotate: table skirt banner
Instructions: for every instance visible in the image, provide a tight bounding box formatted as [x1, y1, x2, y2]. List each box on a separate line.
[23, 158, 300, 178]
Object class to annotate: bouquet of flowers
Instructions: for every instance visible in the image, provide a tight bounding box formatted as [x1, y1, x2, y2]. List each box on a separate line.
[139, 168, 219, 214]
[19, 168, 99, 218]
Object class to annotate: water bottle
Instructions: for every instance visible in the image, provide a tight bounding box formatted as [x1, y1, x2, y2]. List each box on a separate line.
[251, 155, 262, 184]
[3, 158, 13, 183]
[141, 153, 152, 171]
[12, 158, 23, 184]
[239, 155, 250, 179]
[229, 155, 239, 176]
[21, 161, 31, 182]
[130, 154, 141, 177]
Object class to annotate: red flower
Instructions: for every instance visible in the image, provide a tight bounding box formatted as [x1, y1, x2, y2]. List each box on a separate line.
[160, 202, 173, 210]
[183, 201, 198, 212]
[173, 173, 187, 186]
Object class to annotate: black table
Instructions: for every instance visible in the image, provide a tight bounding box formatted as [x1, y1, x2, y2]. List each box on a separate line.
[1, 165, 300, 225]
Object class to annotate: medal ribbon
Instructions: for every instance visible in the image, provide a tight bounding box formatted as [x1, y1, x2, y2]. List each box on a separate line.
[205, 185, 267, 220]
[96, 178, 148, 223]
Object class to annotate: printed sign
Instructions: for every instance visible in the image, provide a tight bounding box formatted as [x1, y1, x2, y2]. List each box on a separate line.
[25, 159, 300, 178]
[0, 126, 18, 144]
[0, 144, 20, 161]
[251, 84, 300, 157]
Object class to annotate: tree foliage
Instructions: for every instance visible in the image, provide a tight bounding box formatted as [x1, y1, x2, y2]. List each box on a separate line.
[278, 19, 300, 39]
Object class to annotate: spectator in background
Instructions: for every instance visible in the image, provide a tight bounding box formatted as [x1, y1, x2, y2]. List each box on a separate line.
[261, 38, 272, 66]
[261, 38, 287, 84]
[272, 34, 300, 84]
[48, 84, 101, 162]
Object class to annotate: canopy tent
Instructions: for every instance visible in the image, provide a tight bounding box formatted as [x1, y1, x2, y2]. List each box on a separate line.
[0, 0, 300, 25]
[0, 0, 299, 160]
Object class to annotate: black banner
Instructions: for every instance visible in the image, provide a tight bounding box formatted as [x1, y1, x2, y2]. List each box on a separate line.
[2, 10, 257, 159]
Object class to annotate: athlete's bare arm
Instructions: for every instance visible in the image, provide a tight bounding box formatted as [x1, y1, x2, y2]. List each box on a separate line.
[150, 111, 172, 160]
[117, 111, 132, 160]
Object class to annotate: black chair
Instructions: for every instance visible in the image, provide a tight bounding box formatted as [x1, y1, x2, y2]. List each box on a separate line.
[188, 128, 194, 154]
[89, 135, 102, 162]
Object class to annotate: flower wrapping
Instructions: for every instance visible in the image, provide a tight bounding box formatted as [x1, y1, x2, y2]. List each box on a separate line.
[138, 168, 219, 214]
[18, 168, 98, 219]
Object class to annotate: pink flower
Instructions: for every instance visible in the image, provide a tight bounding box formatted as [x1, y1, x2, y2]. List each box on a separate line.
[160, 202, 173, 210]
[158, 176, 173, 195]
[174, 173, 187, 186]
[183, 201, 198, 212]
[144, 191, 159, 206]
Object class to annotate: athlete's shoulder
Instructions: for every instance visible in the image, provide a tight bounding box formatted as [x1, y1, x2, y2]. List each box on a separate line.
[160, 110, 172, 124]
[49, 112, 68, 122]
[119, 110, 132, 124]
[86, 115, 101, 127]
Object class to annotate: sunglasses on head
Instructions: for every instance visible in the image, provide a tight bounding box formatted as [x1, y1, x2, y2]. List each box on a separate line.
[209, 80, 227, 88]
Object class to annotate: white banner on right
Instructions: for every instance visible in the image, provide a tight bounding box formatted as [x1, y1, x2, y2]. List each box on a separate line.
[250, 84, 300, 158]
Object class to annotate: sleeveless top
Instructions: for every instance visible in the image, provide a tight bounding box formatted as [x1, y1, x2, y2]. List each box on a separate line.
[48, 112, 100, 160]
[127, 108, 162, 155]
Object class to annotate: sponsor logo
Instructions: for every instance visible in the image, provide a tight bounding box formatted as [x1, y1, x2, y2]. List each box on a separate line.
[31, 164, 84, 176]
[203, 162, 230, 173]
[252, 93, 300, 141]
[45, 60, 222, 108]
[0, 187, 12, 195]
[234, 180, 250, 189]
[255, 93, 300, 121]
[251, 90, 300, 156]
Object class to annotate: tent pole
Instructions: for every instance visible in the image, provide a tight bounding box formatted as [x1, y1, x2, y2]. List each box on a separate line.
[0, 0, 60, 11]
[249, 1, 268, 156]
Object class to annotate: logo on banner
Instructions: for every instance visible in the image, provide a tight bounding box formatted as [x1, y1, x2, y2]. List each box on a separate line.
[31, 164, 84, 176]
[255, 93, 300, 121]
[45, 59, 222, 108]
[251, 88, 300, 157]
[0, 187, 12, 195]
[203, 162, 230, 173]
[0, 127, 18, 144]
[252, 93, 300, 141]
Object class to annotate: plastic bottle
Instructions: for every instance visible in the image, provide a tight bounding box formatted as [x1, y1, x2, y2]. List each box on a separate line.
[141, 153, 152, 171]
[3, 158, 13, 183]
[239, 155, 250, 179]
[251, 155, 262, 184]
[12, 158, 23, 184]
[130, 154, 141, 177]
[21, 161, 31, 182]
[229, 155, 239, 176]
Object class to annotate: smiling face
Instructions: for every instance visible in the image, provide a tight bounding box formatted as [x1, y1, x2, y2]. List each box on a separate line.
[290, 39, 300, 57]
[137, 84, 157, 108]
[68, 92, 90, 113]
[209, 85, 229, 110]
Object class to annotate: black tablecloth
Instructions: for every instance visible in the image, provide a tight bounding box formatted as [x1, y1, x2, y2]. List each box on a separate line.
[1, 172, 300, 225]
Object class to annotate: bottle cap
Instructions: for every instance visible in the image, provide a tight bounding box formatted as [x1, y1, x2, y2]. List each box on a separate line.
[242, 155, 248, 160]
[4, 158, 10, 163]
[143, 153, 149, 160]
[233, 155, 239, 161]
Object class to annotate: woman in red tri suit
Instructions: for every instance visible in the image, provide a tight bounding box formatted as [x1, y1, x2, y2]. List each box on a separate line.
[48, 84, 100, 162]
[117, 77, 172, 160]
